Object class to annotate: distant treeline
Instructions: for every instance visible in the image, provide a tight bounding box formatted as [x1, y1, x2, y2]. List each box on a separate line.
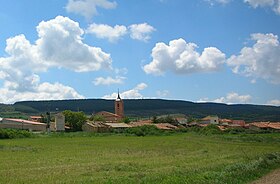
[1, 99, 277, 122]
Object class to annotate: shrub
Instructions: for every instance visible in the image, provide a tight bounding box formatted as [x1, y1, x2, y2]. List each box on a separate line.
[125, 125, 164, 136]
[0, 129, 33, 139]
[199, 124, 222, 135]
[224, 127, 246, 134]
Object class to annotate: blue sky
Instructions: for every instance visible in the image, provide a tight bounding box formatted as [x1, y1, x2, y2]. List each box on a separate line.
[0, 0, 279, 105]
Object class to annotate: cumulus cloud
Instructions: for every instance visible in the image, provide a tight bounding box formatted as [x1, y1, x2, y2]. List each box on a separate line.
[199, 92, 252, 104]
[227, 33, 280, 84]
[37, 16, 112, 72]
[103, 83, 148, 99]
[129, 23, 156, 42]
[86, 23, 127, 42]
[267, 99, 280, 106]
[244, 0, 280, 14]
[86, 22, 155, 42]
[143, 38, 226, 75]
[93, 76, 126, 85]
[0, 16, 112, 103]
[66, 0, 117, 20]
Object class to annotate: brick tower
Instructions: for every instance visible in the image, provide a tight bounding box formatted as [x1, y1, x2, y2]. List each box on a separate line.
[115, 90, 124, 118]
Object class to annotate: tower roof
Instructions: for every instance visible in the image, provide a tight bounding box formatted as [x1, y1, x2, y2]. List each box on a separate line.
[116, 89, 121, 101]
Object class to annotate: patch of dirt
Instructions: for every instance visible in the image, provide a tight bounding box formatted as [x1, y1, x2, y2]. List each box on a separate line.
[251, 169, 280, 184]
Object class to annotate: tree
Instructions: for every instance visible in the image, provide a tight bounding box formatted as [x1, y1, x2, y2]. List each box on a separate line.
[122, 117, 131, 124]
[152, 116, 158, 124]
[89, 115, 105, 122]
[157, 115, 179, 125]
[63, 110, 87, 131]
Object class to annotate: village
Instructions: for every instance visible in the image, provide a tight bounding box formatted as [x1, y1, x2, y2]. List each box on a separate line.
[0, 92, 279, 133]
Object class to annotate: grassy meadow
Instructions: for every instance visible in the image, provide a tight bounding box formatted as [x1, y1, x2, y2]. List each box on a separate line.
[0, 133, 280, 183]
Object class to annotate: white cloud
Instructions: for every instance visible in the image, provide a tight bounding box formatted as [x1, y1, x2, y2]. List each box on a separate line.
[93, 76, 125, 85]
[143, 38, 226, 75]
[0, 82, 84, 104]
[156, 90, 170, 98]
[103, 83, 148, 99]
[66, 0, 117, 20]
[0, 16, 113, 103]
[205, 0, 231, 5]
[244, 0, 280, 14]
[227, 33, 280, 84]
[86, 23, 127, 42]
[267, 99, 280, 106]
[129, 23, 156, 42]
[37, 16, 112, 72]
[199, 92, 252, 104]
[86, 22, 155, 42]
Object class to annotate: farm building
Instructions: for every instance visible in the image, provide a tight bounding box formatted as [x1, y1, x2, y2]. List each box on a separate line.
[0, 118, 47, 132]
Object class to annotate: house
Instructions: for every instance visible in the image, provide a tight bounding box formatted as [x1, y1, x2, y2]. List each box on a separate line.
[219, 118, 233, 126]
[82, 121, 131, 132]
[104, 123, 131, 130]
[29, 116, 44, 123]
[200, 116, 219, 125]
[249, 122, 280, 131]
[231, 120, 245, 127]
[0, 118, 47, 132]
[82, 121, 111, 132]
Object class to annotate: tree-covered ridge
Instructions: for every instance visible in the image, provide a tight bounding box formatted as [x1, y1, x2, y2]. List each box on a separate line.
[6, 99, 279, 122]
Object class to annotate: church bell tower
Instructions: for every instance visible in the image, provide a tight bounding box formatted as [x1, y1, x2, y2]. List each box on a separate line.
[115, 90, 124, 118]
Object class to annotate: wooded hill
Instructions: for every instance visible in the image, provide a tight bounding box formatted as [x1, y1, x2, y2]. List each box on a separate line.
[0, 99, 278, 122]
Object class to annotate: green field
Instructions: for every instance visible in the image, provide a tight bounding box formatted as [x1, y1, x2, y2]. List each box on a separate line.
[0, 133, 280, 183]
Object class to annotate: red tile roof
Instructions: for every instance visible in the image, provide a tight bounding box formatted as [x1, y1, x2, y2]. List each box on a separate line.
[219, 119, 233, 123]
[5, 118, 46, 125]
[95, 111, 121, 118]
[155, 123, 178, 130]
[129, 120, 152, 127]
[250, 122, 280, 130]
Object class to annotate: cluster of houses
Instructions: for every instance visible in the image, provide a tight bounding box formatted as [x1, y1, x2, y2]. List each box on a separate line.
[82, 93, 280, 133]
[0, 92, 279, 133]
[182, 115, 280, 132]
